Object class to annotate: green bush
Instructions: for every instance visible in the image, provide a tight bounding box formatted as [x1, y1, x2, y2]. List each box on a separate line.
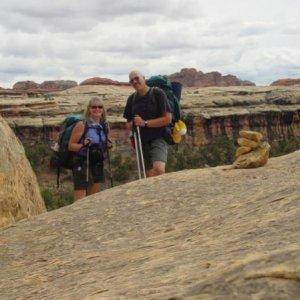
[270, 136, 300, 157]
[167, 135, 300, 173]
[110, 154, 135, 183]
[24, 142, 52, 171]
[167, 136, 236, 172]
[41, 187, 73, 211]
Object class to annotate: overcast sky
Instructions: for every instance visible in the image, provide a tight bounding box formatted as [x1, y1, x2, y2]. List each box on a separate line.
[0, 0, 299, 87]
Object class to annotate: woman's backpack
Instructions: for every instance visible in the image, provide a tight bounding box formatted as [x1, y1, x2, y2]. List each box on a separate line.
[50, 115, 84, 170]
[50, 115, 108, 187]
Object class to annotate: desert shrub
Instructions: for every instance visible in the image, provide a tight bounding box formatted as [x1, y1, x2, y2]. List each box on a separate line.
[110, 154, 135, 183]
[167, 136, 236, 172]
[41, 186, 73, 211]
[24, 142, 52, 171]
[167, 135, 300, 173]
[270, 136, 300, 157]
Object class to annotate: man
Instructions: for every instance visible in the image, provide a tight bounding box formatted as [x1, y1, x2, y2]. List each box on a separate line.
[123, 70, 172, 177]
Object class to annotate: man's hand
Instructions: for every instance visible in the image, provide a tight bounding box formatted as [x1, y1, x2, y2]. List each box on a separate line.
[134, 115, 146, 127]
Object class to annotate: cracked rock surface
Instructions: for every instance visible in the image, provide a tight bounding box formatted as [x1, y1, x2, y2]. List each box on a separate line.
[0, 151, 299, 299]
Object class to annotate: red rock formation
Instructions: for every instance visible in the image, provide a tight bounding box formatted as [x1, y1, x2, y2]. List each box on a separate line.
[270, 78, 300, 86]
[169, 68, 255, 87]
[10, 80, 78, 94]
[13, 81, 40, 90]
[39, 80, 77, 91]
[80, 77, 129, 86]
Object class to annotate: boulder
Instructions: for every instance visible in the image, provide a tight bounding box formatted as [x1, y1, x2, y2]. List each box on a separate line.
[13, 81, 40, 90]
[233, 142, 271, 169]
[39, 80, 78, 91]
[239, 130, 263, 142]
[235, 146, 252, 158]
[0, 115, 45, 228]
[270, 78, 300, 86]
[233, 130, 270, 169]
[237, 137, 260, 149]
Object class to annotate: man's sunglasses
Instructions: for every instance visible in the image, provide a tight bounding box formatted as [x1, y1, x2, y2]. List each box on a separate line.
[129, 76, 140, 84]
[90, 105, 103, 109]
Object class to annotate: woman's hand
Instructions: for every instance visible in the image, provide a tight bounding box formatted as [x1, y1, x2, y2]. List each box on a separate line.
[83, 138, 91, 147]
[107, 139, 113, 149]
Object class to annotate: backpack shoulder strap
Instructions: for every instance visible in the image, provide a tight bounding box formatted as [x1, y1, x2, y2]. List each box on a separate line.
[131, 92, 137, 117]
[78, 120, 88, 143]
[101, 121, 109, 136]
[148, 87, 160, 112]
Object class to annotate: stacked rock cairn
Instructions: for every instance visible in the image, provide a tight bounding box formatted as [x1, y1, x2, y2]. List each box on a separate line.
[232, 130, 271, 169]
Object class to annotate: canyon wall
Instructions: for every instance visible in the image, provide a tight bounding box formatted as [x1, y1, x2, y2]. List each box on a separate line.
[0, 85, 299, 152]
[185, 106, 300, 147]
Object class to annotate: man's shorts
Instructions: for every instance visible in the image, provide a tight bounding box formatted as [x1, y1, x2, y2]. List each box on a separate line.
[72, 156, 104, 190]
[142, 138, 168, 170]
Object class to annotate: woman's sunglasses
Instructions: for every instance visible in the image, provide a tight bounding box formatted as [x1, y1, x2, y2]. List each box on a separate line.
[90, 105, 103, 110]
[129, 76, 140, 84]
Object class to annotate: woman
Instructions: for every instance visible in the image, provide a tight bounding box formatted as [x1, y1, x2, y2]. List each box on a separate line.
[69, 97, 111, 201]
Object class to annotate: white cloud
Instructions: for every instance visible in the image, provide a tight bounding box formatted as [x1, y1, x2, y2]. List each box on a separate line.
[0, 0, 299, 87]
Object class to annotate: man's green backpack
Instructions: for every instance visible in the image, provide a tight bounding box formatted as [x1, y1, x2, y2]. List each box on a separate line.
[146, 75, 183, 144]
[146, 75, 181, 123]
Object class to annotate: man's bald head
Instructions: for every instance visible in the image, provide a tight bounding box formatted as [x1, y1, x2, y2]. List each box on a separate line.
[129, 70, 144, 80]
[129, 70, 147, 93]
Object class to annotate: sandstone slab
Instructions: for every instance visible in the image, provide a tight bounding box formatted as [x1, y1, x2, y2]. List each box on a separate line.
[0, 151, 299, 299]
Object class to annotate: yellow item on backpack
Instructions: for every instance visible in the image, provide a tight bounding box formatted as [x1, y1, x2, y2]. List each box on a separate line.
[172, 120, 187, 144]
[174, 120, 187, 135]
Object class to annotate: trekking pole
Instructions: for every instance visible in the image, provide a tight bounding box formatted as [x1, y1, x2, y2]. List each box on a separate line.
[136, 126, 146, 179]
[106, 147, 114, 187]
[133, 129, 142, 179]
[56, 167, 60, 189]
[86, 145, 90, 195]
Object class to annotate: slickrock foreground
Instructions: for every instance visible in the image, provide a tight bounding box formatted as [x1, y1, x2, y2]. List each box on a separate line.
[0, 116, 45, 228]
[0, 151, 299, 299]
